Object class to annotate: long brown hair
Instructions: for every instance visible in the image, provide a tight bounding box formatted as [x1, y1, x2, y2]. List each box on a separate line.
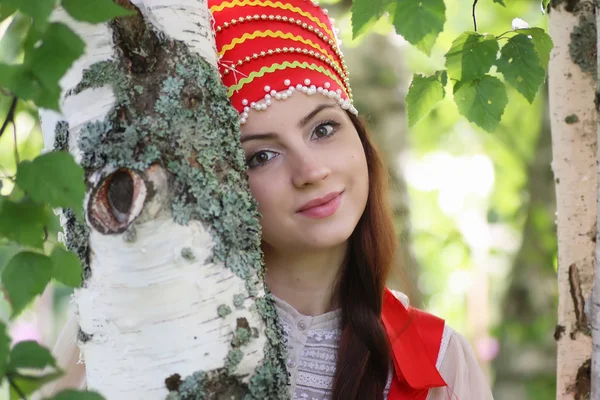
[331, 113, 398, 400]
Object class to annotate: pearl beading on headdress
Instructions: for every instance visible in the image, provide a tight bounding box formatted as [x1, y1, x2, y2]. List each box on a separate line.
[221, 45, 351, 94]
[239, 78, 357, 124]
[209, 0, 357, 124]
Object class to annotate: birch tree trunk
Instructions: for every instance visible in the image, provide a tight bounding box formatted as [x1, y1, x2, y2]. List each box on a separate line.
[38, 1, 287, 399]
[548, 1, 597, 398]
[592, 1, 600, 398]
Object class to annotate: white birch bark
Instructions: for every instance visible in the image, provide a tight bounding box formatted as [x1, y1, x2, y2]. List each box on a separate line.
[36, 1, 287, 399]
[548, 3, 597, 399]
[592, 1, 600, 398]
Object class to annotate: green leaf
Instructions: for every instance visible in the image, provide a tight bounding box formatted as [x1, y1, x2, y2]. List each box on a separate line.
[7, 371, 63, 400]
[0, 322, 12, 376]
[445, 32, 499, 82]
[351, 0, 392, 38]
[496, 33, 545, 103]
[26, 23, 85, 91]
[8, 341, 56, 371]
[16, 151, 85, 218]
[49, 390, 105, 400]
[62, 0, 135, 23]
[0, 13, 32, 64]
[406, 73, 445, 126]
[515, 27, 553, 69]
[0, 199, 45, 248]
[2, 252, 53, 318]
[0, 63, 60, 110]
[0, 243, 21, 275]
[453, 75, 508, 132]
[493, 0, 506, 5]
[0, 4, 18, 23]
[393, 0, 445, 55]
[50, 246, 82, 288]
[43, 206, 62, 236]
[0, 64, 28, 96]
[3, 0, 56, 24]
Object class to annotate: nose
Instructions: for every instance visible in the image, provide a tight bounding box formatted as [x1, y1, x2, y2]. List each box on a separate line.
[291, 150, 331, 188]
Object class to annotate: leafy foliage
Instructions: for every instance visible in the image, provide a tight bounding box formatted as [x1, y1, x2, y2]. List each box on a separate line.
[515, 28, 553, 68]
[350, 0, 391, 38]
[453, 75, 508, 131]
[2, 0, 56, 25]
[2, 252, 53, 318]
[0, 322, 10, 376]
[351, 0, 446, 55]
[393, 0, 446, 55]
[8, 371, 64, 400]
[16, 151, 86, 217]
[8, 340, 56, 370]
[496, 33, 546, 103]
[61, 0, 135, 23]
[445, 33, 499, 82]
[352, 0, 553, 131]
[0, 199, 46, 248]
[50, 245, 83, 287]
[406, 72, 446, 126]
[49, 391, 105, 400]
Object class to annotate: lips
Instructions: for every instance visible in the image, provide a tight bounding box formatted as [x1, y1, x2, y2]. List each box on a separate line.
[297, 191, 343, 212]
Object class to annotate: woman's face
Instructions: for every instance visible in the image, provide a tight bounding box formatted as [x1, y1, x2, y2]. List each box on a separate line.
[240, 94, 369, 253]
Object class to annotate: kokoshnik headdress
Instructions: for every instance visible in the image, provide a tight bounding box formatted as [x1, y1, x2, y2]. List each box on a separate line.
[208, 0, 357, 124]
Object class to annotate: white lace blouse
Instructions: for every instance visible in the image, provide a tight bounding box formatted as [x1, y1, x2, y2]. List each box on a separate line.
[273, 294, 494, 400]
[36, 293, 494, 400]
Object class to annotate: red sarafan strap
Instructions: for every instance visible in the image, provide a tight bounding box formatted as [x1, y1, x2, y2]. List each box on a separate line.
[382, 289, 448, 400]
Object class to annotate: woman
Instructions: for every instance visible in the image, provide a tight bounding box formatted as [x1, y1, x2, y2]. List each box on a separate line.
[211, 0, 493, 398]
[41, 0, 494, 399]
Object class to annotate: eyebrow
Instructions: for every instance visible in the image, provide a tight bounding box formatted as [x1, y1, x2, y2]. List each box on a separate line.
[240, 103, 336, 144]
[298, 103, 336, 128]
[240, 132, 277, 144]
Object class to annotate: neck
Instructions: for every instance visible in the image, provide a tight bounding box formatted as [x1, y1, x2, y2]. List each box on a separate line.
[263, 242, 347, 316]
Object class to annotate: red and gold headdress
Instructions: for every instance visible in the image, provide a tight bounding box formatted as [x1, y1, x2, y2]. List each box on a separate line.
[208, 0, 357, 124]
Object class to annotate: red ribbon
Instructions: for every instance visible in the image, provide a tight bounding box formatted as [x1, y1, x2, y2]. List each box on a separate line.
[382, 289, 447, 399]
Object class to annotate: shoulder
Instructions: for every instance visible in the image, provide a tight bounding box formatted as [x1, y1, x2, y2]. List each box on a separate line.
[385, 290, 494, 400]
[428, 328, 495, 399]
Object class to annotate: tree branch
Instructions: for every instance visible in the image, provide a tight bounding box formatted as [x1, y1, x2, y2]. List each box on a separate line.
[8, 377, 27, 400]
[0, 97, 17, 140]
[472, 0, 479, 32]
[12, 116, 19, 166]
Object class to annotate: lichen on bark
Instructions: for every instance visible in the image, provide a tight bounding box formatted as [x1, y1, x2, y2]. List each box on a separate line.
[569, 13, 598, 79]
[550, 0, 583, 13]
[66, 7, 288, 398]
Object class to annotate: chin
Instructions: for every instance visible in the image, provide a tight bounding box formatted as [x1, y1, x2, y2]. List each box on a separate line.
[297, 219, 357, 250]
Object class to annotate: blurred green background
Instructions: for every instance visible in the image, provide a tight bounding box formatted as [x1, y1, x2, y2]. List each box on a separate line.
[0, 0, 556, 399]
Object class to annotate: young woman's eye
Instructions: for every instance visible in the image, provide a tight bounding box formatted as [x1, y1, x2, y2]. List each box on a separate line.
[247, 150, 278, 168]
[311, 121, 340, 140]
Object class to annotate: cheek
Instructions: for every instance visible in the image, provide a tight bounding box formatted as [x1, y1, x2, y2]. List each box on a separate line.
[247, 173, 282, 219]
[350, 148, 369, 201]
[247, 175, 267, 207]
